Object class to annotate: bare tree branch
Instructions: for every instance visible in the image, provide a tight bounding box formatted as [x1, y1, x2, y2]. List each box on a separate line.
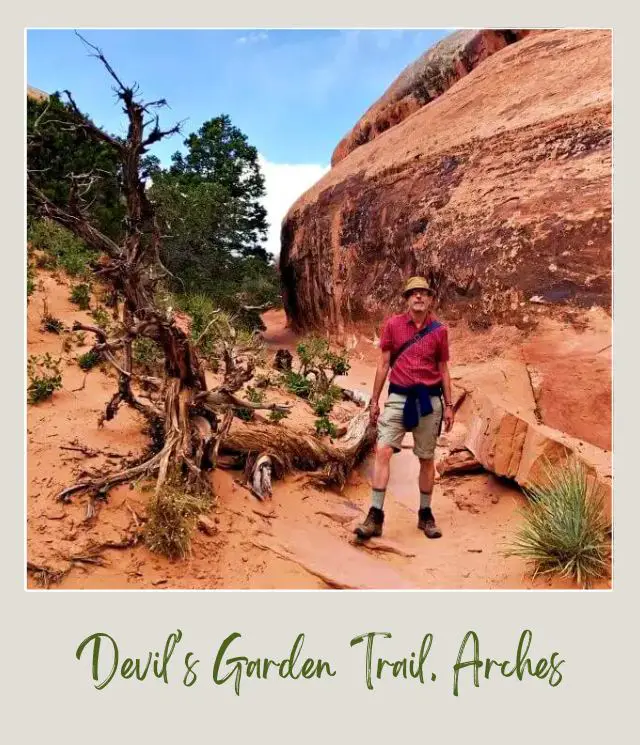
[62, 89, 124, 151]
[28, 180, 123, 259]
[74, 31, 129, 95]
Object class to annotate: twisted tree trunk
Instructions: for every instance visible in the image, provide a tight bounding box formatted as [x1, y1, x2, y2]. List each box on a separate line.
[27, 37, 259, 501]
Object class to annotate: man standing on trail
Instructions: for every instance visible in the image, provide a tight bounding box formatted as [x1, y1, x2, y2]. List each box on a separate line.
[354, 276, 454, 542]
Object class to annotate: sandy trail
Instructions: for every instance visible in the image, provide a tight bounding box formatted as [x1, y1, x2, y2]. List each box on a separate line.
[27, 282, 606, 590]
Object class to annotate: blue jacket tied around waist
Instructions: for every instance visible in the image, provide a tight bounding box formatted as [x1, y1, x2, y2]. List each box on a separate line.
[388, 382, 444, 430]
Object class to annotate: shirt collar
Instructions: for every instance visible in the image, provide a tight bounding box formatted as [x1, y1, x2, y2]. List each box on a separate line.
[404, 312, 433, 328]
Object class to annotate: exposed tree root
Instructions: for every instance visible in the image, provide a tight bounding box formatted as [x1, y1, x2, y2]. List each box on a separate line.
[27, 561, 69, 588]
[27, 532, 140, 588]
[57, 447, 166, 502]
[222, 409, 376, 489]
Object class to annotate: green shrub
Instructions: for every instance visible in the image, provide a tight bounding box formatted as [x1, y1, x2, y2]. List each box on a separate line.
[27, 353, 62, 404]
[268, 409, 290, 424]
[311, 393, 334, 417]
[506, 459, 611, 587]
[175, 292, 219, 359]
[325, 351, 350, 377]
[41, 313, 65, 334]
[314, 416, 338, 439]
[77, 350, 100, 371]
[245, 386, 265, 404]
[328, 384, 344, 401]
[144, 482, 212, 559]
[295, 336, 351, 393]
[283, 370, 312, 399]
[176, 292, 216, 336]
[133, 337, 163, 369]
[236, 408, 255, 421]
[28, 219, 96, 277]
[296, 336, 330, 372]
[70, 283, 91, 310]
[90, 305, 111, 330]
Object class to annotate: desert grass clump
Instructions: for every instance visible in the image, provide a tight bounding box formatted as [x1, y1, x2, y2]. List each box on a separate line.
[90, 305, 111, 330]
[506, 459, 611, 587]
[61, 334, 73, 353]
[73, 331, 86, 347]
[41, 313, 65, 334]
[245, 386, 265, 404]
[268, 408, 290, 424]
[77, 350, 101, 371]
[144, 481, 213, 560]
[27, 353, 62, 404]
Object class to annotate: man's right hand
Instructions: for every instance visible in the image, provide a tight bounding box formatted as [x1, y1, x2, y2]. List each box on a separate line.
[369, 401, 380, 427]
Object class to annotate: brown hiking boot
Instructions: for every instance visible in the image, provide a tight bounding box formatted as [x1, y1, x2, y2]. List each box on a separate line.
[418, 507, 442, 539]
[354, 507, 384, 541]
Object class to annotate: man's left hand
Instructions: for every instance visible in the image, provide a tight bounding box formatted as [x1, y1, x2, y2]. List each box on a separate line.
[444, 405, 454, 432]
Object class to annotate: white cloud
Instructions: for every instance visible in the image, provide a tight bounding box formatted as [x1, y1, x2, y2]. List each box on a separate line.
[236, 31, 268, 45]
[258, 154, 329, 258]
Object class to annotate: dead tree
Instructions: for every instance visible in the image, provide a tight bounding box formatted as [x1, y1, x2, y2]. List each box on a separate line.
[27, 36, 375, 509]
[27, 37, 288, 502]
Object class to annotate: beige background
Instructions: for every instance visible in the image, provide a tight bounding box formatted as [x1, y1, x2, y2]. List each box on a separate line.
[4, 2, 636, 742]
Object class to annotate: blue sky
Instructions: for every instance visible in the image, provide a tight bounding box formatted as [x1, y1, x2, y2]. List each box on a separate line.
[27, 29, 450, 253]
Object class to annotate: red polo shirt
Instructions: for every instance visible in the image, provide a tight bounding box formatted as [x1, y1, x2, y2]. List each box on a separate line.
[379, 312, 449, 387]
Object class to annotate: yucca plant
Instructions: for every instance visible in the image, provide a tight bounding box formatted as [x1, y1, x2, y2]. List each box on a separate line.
[506, 458, 611, 588]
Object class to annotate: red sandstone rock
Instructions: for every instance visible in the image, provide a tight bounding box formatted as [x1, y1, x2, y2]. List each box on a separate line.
[280, 29, 611, 335]
[437, 448, 483, 477]
[460, 388, 611, 518]
[332, 29, 531, 166]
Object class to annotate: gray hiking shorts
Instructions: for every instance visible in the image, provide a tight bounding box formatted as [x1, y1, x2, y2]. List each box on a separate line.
[377, 393, 443, 460]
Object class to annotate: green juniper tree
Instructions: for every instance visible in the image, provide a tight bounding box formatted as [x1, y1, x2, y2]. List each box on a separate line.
[148, 117, 279, 320]
[27, 93, 124, 241]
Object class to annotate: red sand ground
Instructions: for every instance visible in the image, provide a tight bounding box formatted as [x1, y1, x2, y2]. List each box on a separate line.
[26, 278, 610, 590]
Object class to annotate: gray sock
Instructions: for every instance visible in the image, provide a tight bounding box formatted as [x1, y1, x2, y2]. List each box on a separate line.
[371, 489, 386, 510]
[420, 491, 432, 510]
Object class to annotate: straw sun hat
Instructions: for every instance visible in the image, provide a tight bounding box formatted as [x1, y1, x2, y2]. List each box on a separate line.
[402, 276, 434, 298]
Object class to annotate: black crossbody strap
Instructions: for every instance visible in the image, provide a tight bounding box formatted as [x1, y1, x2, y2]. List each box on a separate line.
[389, 320, 442, 368]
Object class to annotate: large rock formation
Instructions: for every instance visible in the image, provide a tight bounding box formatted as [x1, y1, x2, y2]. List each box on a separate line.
[458, 380, 612, 520]
[280, 29, 611, 335]
[441, 357, 611, 517]
[332, 29, 531, 166]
